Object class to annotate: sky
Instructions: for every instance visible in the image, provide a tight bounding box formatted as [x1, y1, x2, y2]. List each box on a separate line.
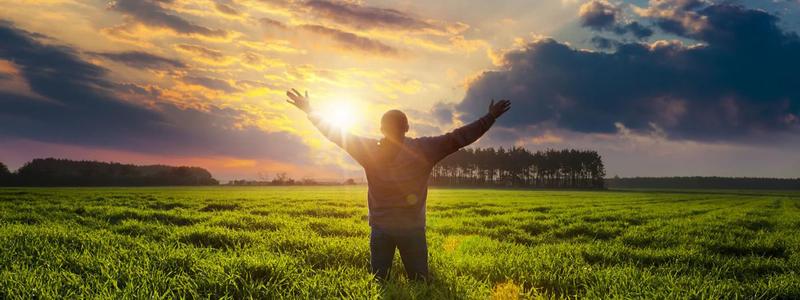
[1, 0, 799, 181]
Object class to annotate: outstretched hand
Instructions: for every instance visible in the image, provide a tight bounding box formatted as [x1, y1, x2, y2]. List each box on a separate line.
[488, 99, 511, 119]
[286, 88, 311, 114]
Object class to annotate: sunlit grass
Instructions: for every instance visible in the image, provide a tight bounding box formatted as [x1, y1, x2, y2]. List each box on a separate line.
[0, 187, 798, 298]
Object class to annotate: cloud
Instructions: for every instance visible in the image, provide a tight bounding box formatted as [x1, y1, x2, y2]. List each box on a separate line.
[303, 0, 433, 31]
[259, 17, 287, 29]
[0, 20, 308, 161]
[642, 1, 786, 50]
[249, 1, 475, 54]
[579, 0, 653, 39]
[457, 3, 800, 142]
[579, 0, 619, 30]
[430, 102, 455, 124]
[214, 0, 240, 16]
[618, 22, 654, 39]
[181, 75, 239, 93]
[174, 44, 223, 59]
[254, 14, 402, 56]
[174, 44, 236, 65]
[635, 0, 708, 31]
[109, 0, 228, 38]
[254, 10, 404, 56]
[589, 36, 619, 49]
[251, 0, 461, 35]
[89, 51, 185, 70]
[298, 24, 400, 56]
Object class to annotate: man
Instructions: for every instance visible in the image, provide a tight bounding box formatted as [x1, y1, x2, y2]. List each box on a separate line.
[286, 88, 510, 280]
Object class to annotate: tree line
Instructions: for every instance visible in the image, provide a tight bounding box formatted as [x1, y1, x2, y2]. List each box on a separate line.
[227, 172, 358, 186]
[0, 158, 218, 186]
[431, 147, 606, 188]
[605, 176, 800, 190]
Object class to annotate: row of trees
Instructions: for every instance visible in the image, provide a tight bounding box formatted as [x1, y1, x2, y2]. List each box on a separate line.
[227, 172, 358, 186]
[431, 147, 606, 188]
[0, 158, 218, 186]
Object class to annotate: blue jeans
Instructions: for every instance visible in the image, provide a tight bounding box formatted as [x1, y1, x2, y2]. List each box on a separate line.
[370, 226, 428, 280]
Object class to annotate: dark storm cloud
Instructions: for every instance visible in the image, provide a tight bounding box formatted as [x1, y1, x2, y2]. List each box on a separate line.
[89, 51, 185, 70]
[0, 21, 307, 161]
[617, 22, 654, 39]
[303, 0, 433, 31]
[110, 0, 228, 37]
[579, 0, 654, 39]
[458, 3, 800, 142]
[651, 2, 787, 50]
[298, 24, 399, 56]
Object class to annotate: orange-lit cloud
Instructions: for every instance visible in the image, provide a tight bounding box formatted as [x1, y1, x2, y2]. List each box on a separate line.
[174, 44, 237, 65]
[0, 59, 50, 101]
[298, 24, 401, 56]
[89, 51, 186, 70]
[109, 0, 230, 38]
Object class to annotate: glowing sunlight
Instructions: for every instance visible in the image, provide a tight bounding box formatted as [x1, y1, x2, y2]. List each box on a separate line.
[319, 99, 361, 130]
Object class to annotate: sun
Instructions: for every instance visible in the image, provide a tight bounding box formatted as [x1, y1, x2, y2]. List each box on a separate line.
[328, 107, 356, 129]
[320, 100, 360, 130]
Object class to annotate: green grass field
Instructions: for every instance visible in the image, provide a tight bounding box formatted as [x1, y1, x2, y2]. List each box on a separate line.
[0, 187, 798, 299]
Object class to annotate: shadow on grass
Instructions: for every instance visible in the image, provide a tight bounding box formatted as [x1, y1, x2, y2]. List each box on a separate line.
[285, 208, 359, 219]
[705, 241, 788, 258]
[554, 223, 621, 240]
[105, 210, 200, 226]
[199, 203, 240, 212]
[149, 201, 191, 210]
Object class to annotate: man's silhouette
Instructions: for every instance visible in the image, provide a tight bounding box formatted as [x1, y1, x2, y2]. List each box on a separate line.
[286, 88, 510, 280]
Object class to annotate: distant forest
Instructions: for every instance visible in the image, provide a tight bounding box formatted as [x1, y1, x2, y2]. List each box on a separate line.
[431, 147, 606, 189]
[606, 177, 800, 190]
[0, 158, 218, 186]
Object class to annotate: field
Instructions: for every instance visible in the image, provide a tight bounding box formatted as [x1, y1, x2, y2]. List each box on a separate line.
[0, 187, 798, 299]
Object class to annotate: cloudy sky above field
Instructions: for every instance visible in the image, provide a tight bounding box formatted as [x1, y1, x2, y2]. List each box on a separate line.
[1, 0, 800, 180]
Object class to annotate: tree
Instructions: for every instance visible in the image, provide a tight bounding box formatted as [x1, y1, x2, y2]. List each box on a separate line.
[272, 172, 294, 185]
[0, 162, 11, 186]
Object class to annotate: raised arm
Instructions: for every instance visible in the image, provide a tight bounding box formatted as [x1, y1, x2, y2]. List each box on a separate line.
[421, 99, 511, 163]
[286, 89, 374, 163]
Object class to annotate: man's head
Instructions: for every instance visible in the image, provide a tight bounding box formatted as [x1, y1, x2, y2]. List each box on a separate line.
[381, 109, 408, 141]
